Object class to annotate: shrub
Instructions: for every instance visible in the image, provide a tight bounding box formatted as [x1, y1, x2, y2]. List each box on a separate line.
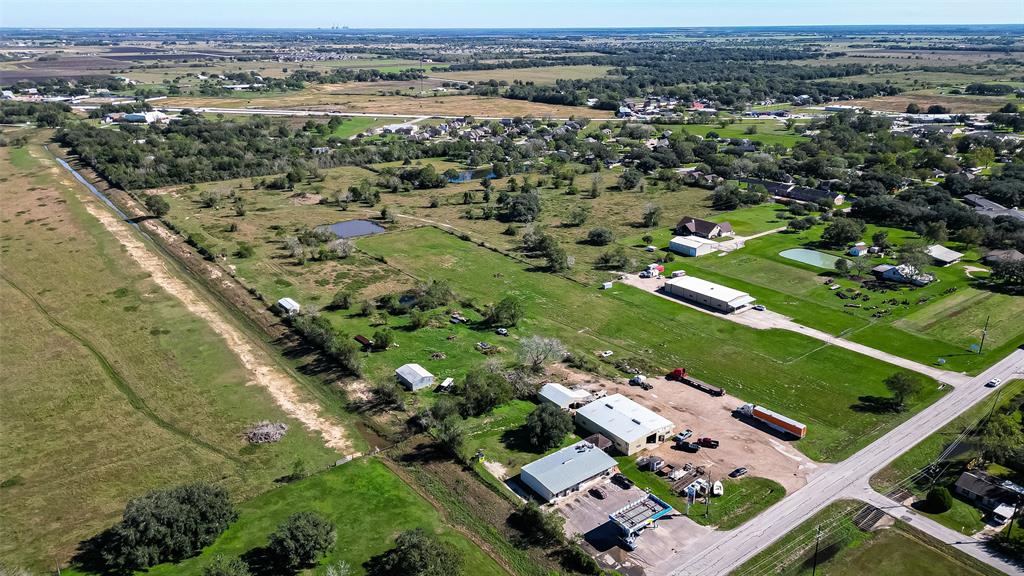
[524, 403, 574, 451]
[266, 512, 336, 571]
[926, 486, 953, 513]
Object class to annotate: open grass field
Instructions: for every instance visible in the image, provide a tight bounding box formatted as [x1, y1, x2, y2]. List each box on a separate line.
[708, 202, 790, 236]
[159, 89, 614, 118]
[0, 141, 340, 570]
[614, 456, 786, 531]
[63, 458, 506, 576]
[843, 91, 1015, 113]
[460, 400, 581, 476]
[630, 220, 1024, 373]
[151, 158, 719, 287]
[657, 119, 809, 148]
[735, 500, 1003, 576]
[872, 379, 1024, 535]
[431, 65, 615, 84]
[357, 226, 945, 462]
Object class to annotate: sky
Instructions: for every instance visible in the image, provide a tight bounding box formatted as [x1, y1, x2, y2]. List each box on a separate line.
[1, 0, 1021, 29]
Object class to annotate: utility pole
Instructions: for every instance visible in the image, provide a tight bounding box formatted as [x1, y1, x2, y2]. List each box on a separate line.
[979, 315, 990, 354]
[811, 523, 822, 576]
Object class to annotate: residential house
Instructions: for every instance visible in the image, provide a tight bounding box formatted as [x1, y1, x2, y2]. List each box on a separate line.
[954, 470, 1024, 524]
[675, 216, 733, 239]
[872, 264, 935, 286]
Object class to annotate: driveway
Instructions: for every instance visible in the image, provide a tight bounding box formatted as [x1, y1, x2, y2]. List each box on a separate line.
[619, 274, 969, 386]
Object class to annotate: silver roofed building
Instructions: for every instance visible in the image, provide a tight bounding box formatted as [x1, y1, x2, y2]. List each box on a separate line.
[519, 439, 618, 501]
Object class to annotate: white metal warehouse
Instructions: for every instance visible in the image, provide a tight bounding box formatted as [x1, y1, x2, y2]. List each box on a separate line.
[519, 439, 618, 501]
[663, 275, 755, 313]
[538, 382, 593, 411]
[574, 394, 674, 455]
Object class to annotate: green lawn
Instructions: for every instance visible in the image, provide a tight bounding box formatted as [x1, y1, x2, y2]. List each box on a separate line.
[359, 227, 945, 462]
[656, 119, 808, 148]
[614, 456, 785, 530]
[635, 221, 1023, 373]
[461, 400, 581, 475]
[65, 458, 505, 576]
[329, 116, 395, 139]
[873, 379, 1024, 535]
[709, 203, 790, 236]
[735, 501, 1003, 576]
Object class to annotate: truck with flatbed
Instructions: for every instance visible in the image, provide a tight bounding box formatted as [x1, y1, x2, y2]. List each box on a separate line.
[666, 367, 725, 396]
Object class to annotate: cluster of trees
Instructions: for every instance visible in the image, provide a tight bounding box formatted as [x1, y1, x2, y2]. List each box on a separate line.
[290, 312, 363, 375]
[366, 528, 463, 576]
[75, 483, 237, 572]
[0, 101, 70, 127]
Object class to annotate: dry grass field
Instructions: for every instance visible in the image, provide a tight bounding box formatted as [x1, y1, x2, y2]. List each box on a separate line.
[161, 89, 614, 117]
[844, 91, 1015, 113]
[0, 134, 341, 570]
[430, 64, 615, 84]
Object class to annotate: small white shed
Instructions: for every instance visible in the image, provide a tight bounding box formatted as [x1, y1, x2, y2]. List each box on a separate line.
[395, 363, 434, 391]
[276, 297, 301, 316]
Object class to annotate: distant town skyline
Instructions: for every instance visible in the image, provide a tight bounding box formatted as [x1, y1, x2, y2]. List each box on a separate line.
[1, 0, 1022, 29]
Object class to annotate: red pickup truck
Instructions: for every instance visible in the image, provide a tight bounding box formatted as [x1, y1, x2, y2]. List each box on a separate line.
[697, 437, 719, 449]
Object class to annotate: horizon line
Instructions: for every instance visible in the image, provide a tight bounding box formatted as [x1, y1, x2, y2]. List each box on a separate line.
[3, 23, 1023, 31]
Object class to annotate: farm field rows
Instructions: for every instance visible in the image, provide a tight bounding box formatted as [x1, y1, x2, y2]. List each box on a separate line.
[357, 226, 945, 462]
[0, 141, 340, 570]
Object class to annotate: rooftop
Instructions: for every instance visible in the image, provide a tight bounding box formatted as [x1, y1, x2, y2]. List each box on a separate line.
[538, 383, 592, 409]
[664, 275, 754, 307]
[395, 363, 433, 380]
[925, 244, 964, 263]
[575, 394, 674, 443]
[670, 235, 720, 248]
[520, 440, 617, 496]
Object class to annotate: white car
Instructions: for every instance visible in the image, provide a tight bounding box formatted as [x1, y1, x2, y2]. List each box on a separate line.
[645, 245, 657, 252]
[753, 304, 766, 311]
[599, 350, 614, 358]
[496, 328, 509, 336]
[985, 378, 1002, 388]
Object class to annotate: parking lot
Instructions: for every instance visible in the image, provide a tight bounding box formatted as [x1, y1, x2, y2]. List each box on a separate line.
[555, 478, 712, 575]
[550, 365, 824, 494]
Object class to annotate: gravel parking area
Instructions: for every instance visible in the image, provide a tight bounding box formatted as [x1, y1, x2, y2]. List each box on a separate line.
[549, 365, 824, 493]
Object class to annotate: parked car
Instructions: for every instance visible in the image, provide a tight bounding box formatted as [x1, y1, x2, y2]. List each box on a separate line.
[599, 350, 614, 358]
[612, 473, 634, 489]
[639, 270, 652, 278]
[729, 467, 748, 478]
[985, 378, 1002, 388]
[753, 304, 766, 311]
[697, 437, 719, 449]
[680, 442, 701, 453]
[496, 328, 509, 336]
[645, 245, 657, 252]
[673, 429, 693, 444]
[476, 342, 492, 351]
[589, 486, 608, 499]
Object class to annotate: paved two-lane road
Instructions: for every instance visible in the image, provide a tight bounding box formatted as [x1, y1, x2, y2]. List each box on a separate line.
[654, 349, 1024, 576]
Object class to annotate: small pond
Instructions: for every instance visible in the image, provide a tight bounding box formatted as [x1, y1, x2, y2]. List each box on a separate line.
[779, 248, 847, 269]
[448, 169, 497, 183]
[318, 219, 386, 239]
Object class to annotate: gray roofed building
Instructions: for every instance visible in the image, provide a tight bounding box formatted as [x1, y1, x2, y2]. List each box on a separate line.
[982, 249, 1024, 265]
[963, 194, 1024, 223]
[925, 244, 964, 266]
[575, 394, 674, 455]
[519, 440, 618, 501]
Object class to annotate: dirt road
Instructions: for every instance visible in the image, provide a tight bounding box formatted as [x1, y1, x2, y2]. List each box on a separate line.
[45, 150, 356, 455]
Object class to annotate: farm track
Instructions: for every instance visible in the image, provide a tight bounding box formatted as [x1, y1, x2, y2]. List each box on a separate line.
[0, 273, 244, 465]
[43, 147, 358, 454]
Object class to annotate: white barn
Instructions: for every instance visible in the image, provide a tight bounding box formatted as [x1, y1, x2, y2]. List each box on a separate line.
[395, 363, 434, 391]
[538, 383, 593, 411]
[574, 394, 674, 455]
[275, 297, 301, 316]
[663, 276, 755, 313]
[669, 236, 718, 257]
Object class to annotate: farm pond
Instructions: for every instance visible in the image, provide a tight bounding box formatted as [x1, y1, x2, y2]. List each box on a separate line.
[318, 219, 386, 238]
[779, 248, 847, 269]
